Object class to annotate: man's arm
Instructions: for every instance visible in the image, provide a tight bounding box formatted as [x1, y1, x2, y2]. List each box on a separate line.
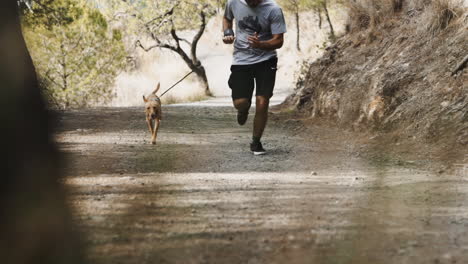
[247, 33, 284, 51]
[223, 17, 235, 44]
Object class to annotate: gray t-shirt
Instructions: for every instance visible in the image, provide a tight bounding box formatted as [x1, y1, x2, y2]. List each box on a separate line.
[224, 0, 287, 65]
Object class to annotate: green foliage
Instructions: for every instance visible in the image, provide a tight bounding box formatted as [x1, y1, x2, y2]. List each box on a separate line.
[21, 0, 84, 29]
[102, 0, 217, 41]
[22, 0, 127, 108]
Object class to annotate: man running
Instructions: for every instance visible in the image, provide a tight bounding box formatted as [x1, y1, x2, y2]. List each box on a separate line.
[223, 0, 286, 155]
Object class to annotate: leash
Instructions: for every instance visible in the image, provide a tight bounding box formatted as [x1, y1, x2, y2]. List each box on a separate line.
[160, 70, 196, 98]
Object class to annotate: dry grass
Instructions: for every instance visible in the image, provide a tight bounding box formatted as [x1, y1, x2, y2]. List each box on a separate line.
[346, 0, 466, 35]
[424, 0, 465, 34]
[346, 0, 404, 32]
[161, 93, 208, 105]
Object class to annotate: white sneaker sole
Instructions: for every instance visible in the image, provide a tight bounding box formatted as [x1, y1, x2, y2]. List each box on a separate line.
[253, 151, 266, 156]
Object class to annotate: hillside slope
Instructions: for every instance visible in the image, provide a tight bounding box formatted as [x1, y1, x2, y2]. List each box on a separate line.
[284, 4, 467, 156]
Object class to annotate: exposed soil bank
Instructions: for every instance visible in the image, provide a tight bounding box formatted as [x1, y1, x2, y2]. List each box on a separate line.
[56, 105, 468, 264]
[282, 8, 467, 162]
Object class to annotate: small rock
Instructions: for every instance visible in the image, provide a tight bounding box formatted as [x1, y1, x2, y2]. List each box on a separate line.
[440, 101, 450, 108]
[398, 249, 407, 255]
[310, 171, 318, 176]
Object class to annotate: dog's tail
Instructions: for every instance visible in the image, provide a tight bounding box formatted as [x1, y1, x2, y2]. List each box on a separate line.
[152, 82, 160, 95]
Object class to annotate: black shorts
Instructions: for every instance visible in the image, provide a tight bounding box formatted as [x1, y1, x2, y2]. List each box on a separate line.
[228, 57, 278, 100]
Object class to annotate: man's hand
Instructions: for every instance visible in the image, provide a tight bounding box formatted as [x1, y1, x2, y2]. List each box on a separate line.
[223, 17, 235, 45]
[248, 32, 261, 49]
[223, 35, 235, 44]
[248, 33, 284, 51]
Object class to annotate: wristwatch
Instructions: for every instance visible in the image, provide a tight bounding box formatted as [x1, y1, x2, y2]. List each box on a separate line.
[224, 28, 234, 37]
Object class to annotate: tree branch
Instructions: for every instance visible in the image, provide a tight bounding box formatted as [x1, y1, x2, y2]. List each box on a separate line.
[170, 19, 181, 50]
[191, 10, 206, 66]
[169, 19, 192, 46]
[452, 55, 468, 76]
[44, 70, 65, 91]
[135, 39, 177, 53]
[142, 8, 174, 44]
[144, 6, 175, 28]
[67, 58, 87, 77]
[66, 33, 84, 56]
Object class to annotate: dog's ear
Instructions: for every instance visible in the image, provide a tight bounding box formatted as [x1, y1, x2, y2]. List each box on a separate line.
[153, 82, 160, 94]
[143, 95, 147, 102]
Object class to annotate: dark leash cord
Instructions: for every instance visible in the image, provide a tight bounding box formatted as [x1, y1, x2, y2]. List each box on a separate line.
[159, 69, 196, 98]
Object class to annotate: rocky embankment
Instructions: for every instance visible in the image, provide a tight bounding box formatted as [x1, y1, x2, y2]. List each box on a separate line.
[284, 6, 467, 157]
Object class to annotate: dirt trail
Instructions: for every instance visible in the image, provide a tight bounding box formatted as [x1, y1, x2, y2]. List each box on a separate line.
[56, 100, 468, 264]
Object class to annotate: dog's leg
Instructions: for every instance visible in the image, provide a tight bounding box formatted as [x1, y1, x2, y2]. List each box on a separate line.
[151, 119, 160, 145]
[146, 118, 154, 134]
[147, 118, 155, 144]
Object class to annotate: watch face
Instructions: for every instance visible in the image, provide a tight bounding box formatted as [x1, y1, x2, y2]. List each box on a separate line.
[224, 29, 234, 36]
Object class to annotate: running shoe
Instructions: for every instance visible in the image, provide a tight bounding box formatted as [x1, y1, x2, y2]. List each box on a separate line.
[250, 141, 266, 155]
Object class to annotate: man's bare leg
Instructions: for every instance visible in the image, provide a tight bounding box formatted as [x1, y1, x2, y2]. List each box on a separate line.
[233, 98, 251, 125]
[233, 98, 251, 112]
[253, 95, 270, 140]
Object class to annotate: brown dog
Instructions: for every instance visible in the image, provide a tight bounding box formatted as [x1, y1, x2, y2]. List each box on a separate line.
[143, 83, 162, 145]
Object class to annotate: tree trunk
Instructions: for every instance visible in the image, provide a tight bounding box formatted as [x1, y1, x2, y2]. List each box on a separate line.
[316, 7, 322, 29]
[0, 1, 82, 263]
[322, 1, 335, 40]
[295, 11, 301, 52]
[189, 10, 211, 96]
[193, 65, 211, 96]
[170, 47, 211, 97]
